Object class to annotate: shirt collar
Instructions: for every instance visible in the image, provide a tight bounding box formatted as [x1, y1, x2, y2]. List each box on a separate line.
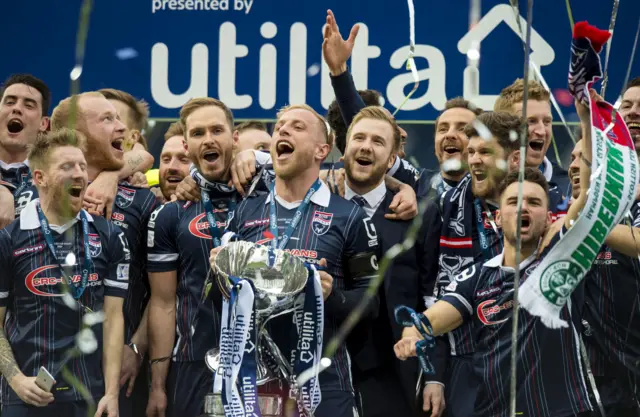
[344, 180, 387, 209]
[484, 250, 538, 270]
[0, 159, 29, 170]
[20, 199, 94, 231]
[264, 180, 331, 207]
[540, 157, 553, 182]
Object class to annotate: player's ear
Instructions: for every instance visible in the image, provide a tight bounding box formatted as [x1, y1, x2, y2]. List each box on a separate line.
[32, 169, 46, 187]
[495, 209, 502, 228]
[316, 143, 331, 161]
[387, 151, 397, 170]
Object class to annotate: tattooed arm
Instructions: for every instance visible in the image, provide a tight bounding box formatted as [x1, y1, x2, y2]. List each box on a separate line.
[0, 307, 53, 406]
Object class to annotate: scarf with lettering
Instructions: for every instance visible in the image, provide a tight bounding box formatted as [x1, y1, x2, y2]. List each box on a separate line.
[519, 22, 639, 328]
[436, 174, 475, 289]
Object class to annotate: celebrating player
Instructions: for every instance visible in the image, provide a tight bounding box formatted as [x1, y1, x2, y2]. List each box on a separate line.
[146, 98, 240, 417]
[0, 129, 129, 416]
[218, 104, 381, 417]
[340, 106, 443, 416]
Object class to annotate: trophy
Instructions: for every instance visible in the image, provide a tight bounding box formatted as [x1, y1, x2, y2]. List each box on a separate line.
[202, 241, 323, 417]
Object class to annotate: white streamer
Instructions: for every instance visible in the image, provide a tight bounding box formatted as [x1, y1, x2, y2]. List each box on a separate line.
[393, 0, 420, 116]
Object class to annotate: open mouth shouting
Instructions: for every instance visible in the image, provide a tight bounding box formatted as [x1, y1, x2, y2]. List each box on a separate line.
[275, 140, 295, 160]
[528, 138, 545, 153]
[442, 141, 461, 157]
[7, 118, 24, 135]
[67, 183, 84, 198]
[472, 169, 487, 183]
[111, 137, 125, 153]
[202, 150, 220, 165]
[520, 215, 531, 233]
[355, 155, 373, 168]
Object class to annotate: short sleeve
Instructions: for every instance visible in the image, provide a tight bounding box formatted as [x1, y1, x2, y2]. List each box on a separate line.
[104, 223, 129, 298]
[147, 203, 180, 272]
[440, 263, 481, 320]
[0, 229, 12, 306]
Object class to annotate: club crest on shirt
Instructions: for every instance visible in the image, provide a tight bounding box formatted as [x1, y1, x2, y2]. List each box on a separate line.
[88, 233, 102, 257]
[188, 212, 226, 240]
[311, 211, 333, 236]
[115, 186, 136, 209]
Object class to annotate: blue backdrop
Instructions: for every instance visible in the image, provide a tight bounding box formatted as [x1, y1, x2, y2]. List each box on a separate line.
[1, 0, 638, 168]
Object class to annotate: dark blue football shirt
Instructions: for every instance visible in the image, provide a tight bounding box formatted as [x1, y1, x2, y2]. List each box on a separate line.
[225, 181, 381, 392]
[14, 182, 157, 342]
[0, 199, 129, 404]
[147, 189, 237, 362]
[441, 231, 591, 417]
[583, 200, 640, 383]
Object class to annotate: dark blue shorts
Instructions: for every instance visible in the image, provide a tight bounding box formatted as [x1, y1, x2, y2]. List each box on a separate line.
[443, 355, 477, 417]
[2, 400, 93, 417]
[119, 361, 149, 417]
[315, 390, 358, 417]
[166, 360, 212, 417]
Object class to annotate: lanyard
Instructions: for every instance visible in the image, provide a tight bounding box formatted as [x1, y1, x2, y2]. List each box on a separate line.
[473, 198, 499, 261]
[14, 170, 31, 198]
[36, 203, 92, 299]
[394, 305, 436, 375]
[268, 179, 322, 264]
[201, 190, 236, 248]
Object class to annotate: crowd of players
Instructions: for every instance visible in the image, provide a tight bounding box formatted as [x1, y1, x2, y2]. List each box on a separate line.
[0, 8, 639, 417]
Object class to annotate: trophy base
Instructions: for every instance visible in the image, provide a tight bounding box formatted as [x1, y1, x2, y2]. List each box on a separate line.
[202, 393, 285, 417]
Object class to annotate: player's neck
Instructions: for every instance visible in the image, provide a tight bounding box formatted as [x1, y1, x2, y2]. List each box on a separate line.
[275, 169, 320, 203]
[86, 165, 104, 182]
[502, 241, 537, 268]
[39, 195, 77, 226]
[0, 143, 27, 165]
[346, 176, 384, 196]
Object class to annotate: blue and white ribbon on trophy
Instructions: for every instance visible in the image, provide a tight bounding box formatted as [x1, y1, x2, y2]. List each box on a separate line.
[290, 264, 324, 415]
[216, 277, 257, 417]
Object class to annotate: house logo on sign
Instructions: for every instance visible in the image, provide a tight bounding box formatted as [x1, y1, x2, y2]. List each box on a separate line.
[457, 4, 555, 110]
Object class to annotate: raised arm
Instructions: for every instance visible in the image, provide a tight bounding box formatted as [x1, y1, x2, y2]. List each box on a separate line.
[323, 10, 365, 127]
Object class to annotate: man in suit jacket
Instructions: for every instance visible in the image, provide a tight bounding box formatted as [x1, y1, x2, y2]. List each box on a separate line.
[340, 106, 444, 417]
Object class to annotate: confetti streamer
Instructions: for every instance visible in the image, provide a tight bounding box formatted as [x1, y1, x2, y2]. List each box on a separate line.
[601, 0, 620, 97]
[392, 0, 420, 116]
[509, 1, 534, 415]
[565, 0, 575, 30]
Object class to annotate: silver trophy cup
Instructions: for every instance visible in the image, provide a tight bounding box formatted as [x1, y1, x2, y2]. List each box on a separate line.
[202, 241, 309, 417]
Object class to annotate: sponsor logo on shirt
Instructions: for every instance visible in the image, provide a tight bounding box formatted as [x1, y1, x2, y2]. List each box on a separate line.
[13, 243, 45, 257]
[115, 186, 136, 209]
[25, 265, 101, 297]
[594, 251, 618, 265]
[88, 233, 102, 257]
[311, 211, 333, 236]
[244, 218, 270, 228]
[188, 212, 226, 240]
[476, 286, 501, 298]
[477, 299, 513, 326]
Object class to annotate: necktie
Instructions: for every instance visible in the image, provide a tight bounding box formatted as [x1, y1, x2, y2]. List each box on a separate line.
[351, 195, 368, 208]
